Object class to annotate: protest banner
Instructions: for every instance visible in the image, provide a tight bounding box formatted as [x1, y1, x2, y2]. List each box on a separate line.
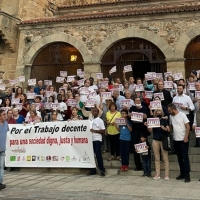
[5, 121, 96, 168]
[56, 77, 65, 83]
[120, 99, 131, 108]
[124, 65, 132, 72]
[145, 91, 153, 99]
[153, 92, 164, 101]
[172, 102, 183, 108]
[26, 93, 35, 100]
[164, 81, 173, 89]
[131, 112, 143, 122]
[51, 103, 60, 110]
[164, 72, 172, 78]
[101, 92, 111, 99]
[195, 127, 200, 138]
[150, 101, 162, 110]
[67, 99, 77, 107]
[85, 100, 95, 108]
[147, 118, 160, 128]
[88, 91, 97, 99]
[115, 118, 126, 125]
[156, 73, 163, 79]
[67, 76, 75, 83]
[173, 73, 183, 81]
[80, 87, 90, 95]
[134, 142, 148, 153]
[99, 81, 108, 89]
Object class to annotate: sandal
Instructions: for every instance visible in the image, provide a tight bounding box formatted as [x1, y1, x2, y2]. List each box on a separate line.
[116, 156, 121, 161]
[107, 156, 114, 161]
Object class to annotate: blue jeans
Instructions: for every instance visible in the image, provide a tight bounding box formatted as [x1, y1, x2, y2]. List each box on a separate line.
[142, 159, 151, 175]
[174, 141, 190, 176]
[120, 140, 130, 166]
[0, 152, 5, 184]
[90, 141, 105, 174]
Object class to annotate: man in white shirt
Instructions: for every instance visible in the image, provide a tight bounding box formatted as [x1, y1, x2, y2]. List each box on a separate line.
[173, 84, 194, 117]
[168, 103, 191, 183]
[88, 107, 105, 176]
[89, 77, 98, 91]
[56, 94, 67, 121]
[79, 79, 94, 103]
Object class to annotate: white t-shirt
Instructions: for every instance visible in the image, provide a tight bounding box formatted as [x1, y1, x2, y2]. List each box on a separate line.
[170, 112, 189, 141]
[91, 117, 105, 142]
[57, 102, 67, 121]
[79, 87, 94, 102]
[89, 85, 98, 91]
[26, 111, 41, 119]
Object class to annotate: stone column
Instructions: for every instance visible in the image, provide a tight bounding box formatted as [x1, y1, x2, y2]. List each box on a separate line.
[166, 58, 185, 78]
[83, 62, 101, 81]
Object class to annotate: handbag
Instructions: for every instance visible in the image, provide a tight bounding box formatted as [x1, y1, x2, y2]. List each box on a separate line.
[162, 131, 173, 151]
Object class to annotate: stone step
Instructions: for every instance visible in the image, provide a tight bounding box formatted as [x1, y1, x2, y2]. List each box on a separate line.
[103, 160, 200, 171]
[103, 154, 200, 163]
[148, 133, 197, 140]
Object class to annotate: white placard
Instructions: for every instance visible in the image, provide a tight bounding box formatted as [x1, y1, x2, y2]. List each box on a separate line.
[172, 102, 183, 108]
[67, 99, 77, 107]
[174, 73, 183, 81]
[0, 79, 2, 84]
[44, 102, 52, 110]
[153, 92, 164, 101]
[12, 98, 20, 105]
[110, 66, 116, 74]
[131, 112, 143, 122]
[45, 91, 53, 98]
[119, 84, 123, 91]
[145, 91, 153, 99]
[9, 79, 18, 86]
[99, 81, 108, 89]
[85, 100, 95, 108]
[156, 73, 163, 79]
[88, 91, 97, 99]
[135, 84, 144, 92]
[77, 71, 85, 78]
[188, 83, 196, 91]
[164, 81, 173, 89]
[145, 72, 156, 80]
[195, 127, 200, 138]
[101, 92, 112, 99]
[96, 73, 103, 80]
[1, 107, 10, 112]
[28, 79, 36, 86]
[60, 71, 67, 77]
[56, 77, 65, 83]
[44, 80, 52, 86]
[51, 103, 60, 110]
[67, 76, 75, 83]
[34, 103, 41, 111]
[78, 79, 85, 87]
[26, 93, 35, 100]
[77, 69, 82, 74]
[164, 72, 172, 78]
[0, 84, 5, 90]
[124, 65, 132, 72]
[134, 142, 148, 153]
[17, 76, 25, 83]
[195, 91, 200, 99]
[15, 103, 23, 110]
[115, 118, 126, 125]
[147, 118, 160, 128]
[0, 99, 2, 104]
[150, 101, 162, 110]
[120, 99, 131, 108]
[80, 87, 90, 95]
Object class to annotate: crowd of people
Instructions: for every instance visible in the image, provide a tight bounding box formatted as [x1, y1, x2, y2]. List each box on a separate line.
[0, 69, 200, 188]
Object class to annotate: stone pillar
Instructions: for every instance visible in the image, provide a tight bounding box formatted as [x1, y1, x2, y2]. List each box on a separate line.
[83, 62, 101, 81]
[166, 59, 185, 78]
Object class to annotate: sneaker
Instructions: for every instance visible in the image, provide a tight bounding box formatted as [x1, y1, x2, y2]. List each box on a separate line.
[153, 175, 160, 180]
[121, 166, 125, 172]
[0, 184, 6, 190]
[184, 174, 191, 183]
[141, 174, 147, 177]
[165, 176, 169, 181]
[87, 171, 97, 176]
[147, 175, 152, 178]
[100, 172, 105, 177]
[176, 174, 185, 180]
[124, 166, 129, 171]
[134, 167, 142, 171]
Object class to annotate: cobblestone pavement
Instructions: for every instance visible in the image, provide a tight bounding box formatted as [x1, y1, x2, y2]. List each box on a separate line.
[1, 172, 200, 200]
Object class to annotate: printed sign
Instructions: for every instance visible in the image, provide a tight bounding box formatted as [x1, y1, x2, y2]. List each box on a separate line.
[153, 92, 164, 101]
[67, 76, 75, 83]
[56, 77, 65, 83]
[164, 72, 172, 78]
[172, 102, 183, 108]
[145, 72, 156, 80]
[67, 99, 77, 107]
[101, 92, 112, 99]
[26, 93, 35, 100]
[78, 79, 85, 87]
[131, 112, 143, 122]
[17, 76, 25, 83]
[12, 98, 20, 105]
[5, 121, 96, 168]
[134, 142, 148, 153]
[96, 73, 103, 80]
[195, 127, 200, 138]
[44, 102, 52, 110]
[77, 71, 85, 78]
[80, 87, 90, 95]
[135, 84, 144, 92]
[34, 103, 41, 111]
[51, 103, 60, 110]
[60, 71, 67, 77]
[147, 118, 160, 128]
[28, 79, 36, 86]
[99, 81, 108, 89]
[164, 81, 173, 89]
[44, 80, 52, 86]
[156, 73, 163, 79]
[145, 91, 153, 99]
[45, 91, 53, 98]
[195, 91, 200, 99]
[15, 103, 23, 110]
[0, 84, 5, 90]
[188, 83, 196, 91]
[124, 65, 132, 72]
[77, 69, 82, 74]
[110, 66, 116, 74]
[120, 99, 131, 108]
[150, 101, 162, 110]
[88, 91, 97, 99]
[173, 73, 183, 81]
[85, 100, 95, 108]
[115, 118, 126, 125]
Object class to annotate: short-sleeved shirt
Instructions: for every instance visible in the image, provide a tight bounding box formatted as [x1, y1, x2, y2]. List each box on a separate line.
[153, 119, 168, 141]
[91, 117, 105, 142]
[170, 112, 189, 141]
[16, 115, 25, 124]
[0, 121, 9, 151]
[119, 119, 132, 141]
[106, 111, 121, 135]
[57, 102, 67, 121]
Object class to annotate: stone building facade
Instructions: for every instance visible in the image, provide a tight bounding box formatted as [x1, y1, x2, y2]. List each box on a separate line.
[1, 0, 200, 83]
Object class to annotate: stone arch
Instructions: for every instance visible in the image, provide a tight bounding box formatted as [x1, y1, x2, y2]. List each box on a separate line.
[175, 23, 200, 59]
[92, 28, 174, 62]
[24, 33, 92, 65]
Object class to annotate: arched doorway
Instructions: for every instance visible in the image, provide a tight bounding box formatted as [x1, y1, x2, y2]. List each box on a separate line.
[31, 42, 84, 88]
[185, 35, 200, 78]
[101, 38, 166, 80]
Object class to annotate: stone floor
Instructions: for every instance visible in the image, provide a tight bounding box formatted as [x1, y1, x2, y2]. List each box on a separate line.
[1, 171, 200, 200]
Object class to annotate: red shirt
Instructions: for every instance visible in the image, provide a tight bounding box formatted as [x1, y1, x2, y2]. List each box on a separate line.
[7, 118, 16, 124]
